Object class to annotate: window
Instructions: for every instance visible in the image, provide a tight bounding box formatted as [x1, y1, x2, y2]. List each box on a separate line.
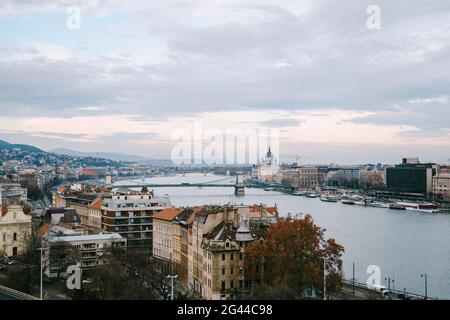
[230, 253, 234, 261]
[230, 266, 234, 275]
[12, 247, 18, 256]
[230, 281, 234, 289]
[13, 233, 17, 241]
[239, 280, 243, 288]
[222, 267, 226, 276]
[225, 242, 230, 248]
[221, 253, 226, 261]
[239, 267, 243, 274]
[221, 281, 225, 291]
[239, 252, 243, 260]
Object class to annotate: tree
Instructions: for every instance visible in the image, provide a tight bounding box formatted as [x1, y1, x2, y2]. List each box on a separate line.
[245, 214, 344, 300]
[4, 231, 44, 294]
[48, 241, 80, 281]
[69, 247, 158, 300]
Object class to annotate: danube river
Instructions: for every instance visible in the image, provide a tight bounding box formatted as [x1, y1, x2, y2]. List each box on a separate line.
[116, 173, 450, 299]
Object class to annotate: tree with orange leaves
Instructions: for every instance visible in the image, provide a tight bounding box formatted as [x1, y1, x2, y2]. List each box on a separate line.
[245, 214, 344, 300]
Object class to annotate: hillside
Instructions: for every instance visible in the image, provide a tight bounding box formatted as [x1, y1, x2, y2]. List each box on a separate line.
[0, 140, 43, 153]
[50, 148, 171, 164]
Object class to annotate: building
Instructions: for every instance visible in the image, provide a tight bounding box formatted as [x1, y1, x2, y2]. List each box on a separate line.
[0, 183, 27, 206]
[251, 147, 279, 183]
[296, 166, 319, 190]
[45, 207, 81, 226]
[63, 193, 98, 228]
[386, 158, 436, 195]
[190, 205, 273, 300]
[88, 198, 103, 230]
[102, 190, 171, 249]
[433, 172, 450, 200]
[153, 208, 183, 262]
[43, 227, 126, 278]
[0, 203, 32, 257]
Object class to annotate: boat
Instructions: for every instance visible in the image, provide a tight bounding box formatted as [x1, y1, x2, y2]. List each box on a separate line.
[389, 203, 406, 210]
[320, 195, 339, 202]
[370, 202, 389, 208]
[292, 191, 306, 196]
[341, 199, 355, 205]
[264, 187, 274, 191]
[306, 193, 318, 198]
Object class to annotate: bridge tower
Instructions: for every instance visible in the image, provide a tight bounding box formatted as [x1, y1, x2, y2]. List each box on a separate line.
[234, 172, 245, 196]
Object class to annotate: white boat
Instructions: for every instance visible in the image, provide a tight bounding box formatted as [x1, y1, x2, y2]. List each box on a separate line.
[370, 202, 389, 208]
[341, 199, 355, 205]
[306, 193, 318, 198]
[292, 191, 306, 196]
[320, 195, 339, 202]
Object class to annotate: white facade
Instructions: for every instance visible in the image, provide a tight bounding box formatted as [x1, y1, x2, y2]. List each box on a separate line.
[0, 204, 32, 257]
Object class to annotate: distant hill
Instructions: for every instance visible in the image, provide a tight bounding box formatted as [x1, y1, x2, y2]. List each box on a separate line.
[50, 148, 172, 165]
[0, 140, 43, 153]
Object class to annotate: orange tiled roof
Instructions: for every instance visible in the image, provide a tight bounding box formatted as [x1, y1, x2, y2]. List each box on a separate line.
[186, 206, 205, 224]
[89, 198, 103, 211]
[267, 207, 278, 214]
[154, 208, 183, 221]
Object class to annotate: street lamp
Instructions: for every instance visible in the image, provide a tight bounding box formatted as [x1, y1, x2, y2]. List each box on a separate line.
[384, 277, 391, 300]
[37, 247, 45, 300]
[421, 274, 428, 300]
[323, 258, 326, 300]
[167, 274, 179, 300]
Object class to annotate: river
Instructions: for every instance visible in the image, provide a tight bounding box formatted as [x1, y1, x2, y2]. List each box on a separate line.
[115, 173, 450, 299]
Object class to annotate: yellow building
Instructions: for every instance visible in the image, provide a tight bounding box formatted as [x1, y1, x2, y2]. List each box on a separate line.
[0, 204, 32, 257]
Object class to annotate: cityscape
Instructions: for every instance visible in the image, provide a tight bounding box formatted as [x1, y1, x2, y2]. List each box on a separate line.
[1, 0, 450, 312]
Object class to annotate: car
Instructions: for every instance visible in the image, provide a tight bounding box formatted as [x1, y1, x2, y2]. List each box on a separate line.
[368, 284, 390, 296]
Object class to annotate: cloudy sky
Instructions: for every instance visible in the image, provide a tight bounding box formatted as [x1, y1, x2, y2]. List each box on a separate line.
[0, 0, 449, 164]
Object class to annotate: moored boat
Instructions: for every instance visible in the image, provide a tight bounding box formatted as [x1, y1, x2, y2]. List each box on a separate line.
[342, 199, 355, 205]
[320, 195, 339, 202]
[389, 203, 406, 210]
[306, 193, 318, 198]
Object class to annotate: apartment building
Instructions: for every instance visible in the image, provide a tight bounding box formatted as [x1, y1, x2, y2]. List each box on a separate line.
[43, 226, 126, 278]
[102, 190, 171, 249]
[88, 198, 103, 230]
[153, 208, 183, 261]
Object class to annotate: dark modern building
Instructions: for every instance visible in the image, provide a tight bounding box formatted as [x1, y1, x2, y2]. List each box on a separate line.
[386, 158, 436, 195]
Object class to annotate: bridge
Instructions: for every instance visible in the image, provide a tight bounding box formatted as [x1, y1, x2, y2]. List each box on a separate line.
[113, 176, 237, 189]
[113, 183, 235, 188]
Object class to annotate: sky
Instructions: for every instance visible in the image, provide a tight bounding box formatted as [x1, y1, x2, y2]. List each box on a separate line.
[0, 0, 449, 165]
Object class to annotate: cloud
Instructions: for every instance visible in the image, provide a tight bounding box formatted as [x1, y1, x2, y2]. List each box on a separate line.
[259, 118, 301, 128]
[0, 0, 450, 161]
